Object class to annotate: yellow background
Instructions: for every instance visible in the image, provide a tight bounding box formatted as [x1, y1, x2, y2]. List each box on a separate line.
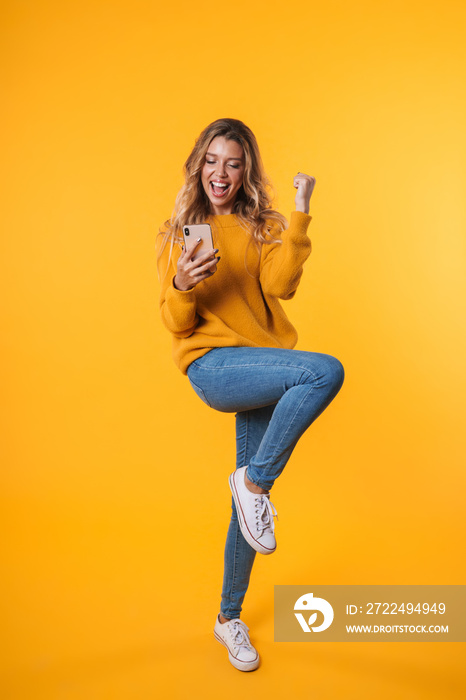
[1, 0, 465, 698]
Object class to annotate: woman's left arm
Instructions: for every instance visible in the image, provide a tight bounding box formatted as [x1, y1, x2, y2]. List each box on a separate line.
[260, 173, 315, 299]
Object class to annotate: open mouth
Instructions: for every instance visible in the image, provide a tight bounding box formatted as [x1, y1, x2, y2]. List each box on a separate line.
[210, 181, 231, 198]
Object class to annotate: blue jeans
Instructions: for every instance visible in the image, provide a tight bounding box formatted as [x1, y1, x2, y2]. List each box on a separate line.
[186, 347, 344, 619]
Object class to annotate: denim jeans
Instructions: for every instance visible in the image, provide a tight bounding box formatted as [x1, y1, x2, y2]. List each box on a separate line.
[186, 346, 344, 619]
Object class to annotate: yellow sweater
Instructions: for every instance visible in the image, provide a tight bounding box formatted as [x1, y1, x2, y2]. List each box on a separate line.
[156, 210, 312, 374]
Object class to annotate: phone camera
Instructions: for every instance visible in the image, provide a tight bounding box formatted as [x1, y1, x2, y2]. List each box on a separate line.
[184, 227, 189, 235]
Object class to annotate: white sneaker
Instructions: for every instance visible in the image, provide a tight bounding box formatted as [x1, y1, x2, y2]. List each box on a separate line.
[213, 615, 259, 672]
[229, 466, 277, 555]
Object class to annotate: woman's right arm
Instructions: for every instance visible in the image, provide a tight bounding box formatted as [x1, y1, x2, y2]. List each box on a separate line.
[156, 235, 219, 338]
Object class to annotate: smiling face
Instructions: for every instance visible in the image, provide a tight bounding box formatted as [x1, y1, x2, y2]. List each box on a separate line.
[201, 136, 245, 215]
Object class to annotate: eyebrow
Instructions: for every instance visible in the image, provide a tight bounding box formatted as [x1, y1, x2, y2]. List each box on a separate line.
[206, 152, 243, 161]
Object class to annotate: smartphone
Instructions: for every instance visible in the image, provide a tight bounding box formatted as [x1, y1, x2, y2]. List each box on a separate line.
[182, 223, 214, 262]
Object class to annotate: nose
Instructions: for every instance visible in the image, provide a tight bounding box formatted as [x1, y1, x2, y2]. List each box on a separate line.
[215, 161, 227, 178]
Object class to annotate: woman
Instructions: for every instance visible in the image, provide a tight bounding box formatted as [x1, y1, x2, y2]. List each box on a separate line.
[156, 118, 344, 672]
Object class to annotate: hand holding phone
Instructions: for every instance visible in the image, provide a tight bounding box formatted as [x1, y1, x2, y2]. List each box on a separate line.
[174, 224, 220, 291]
[182, 223, 214, 261]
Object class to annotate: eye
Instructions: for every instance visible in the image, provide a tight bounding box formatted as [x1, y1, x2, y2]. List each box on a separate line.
[229, 164, 240, 169]
[206, 160, 215, 164]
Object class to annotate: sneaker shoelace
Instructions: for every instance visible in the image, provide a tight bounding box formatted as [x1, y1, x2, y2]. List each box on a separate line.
[228, 619, 254, 655]
[254, 494, 278, 535]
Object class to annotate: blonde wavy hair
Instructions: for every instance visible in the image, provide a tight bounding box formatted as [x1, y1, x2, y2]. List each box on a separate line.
[157, 118, 287, 271]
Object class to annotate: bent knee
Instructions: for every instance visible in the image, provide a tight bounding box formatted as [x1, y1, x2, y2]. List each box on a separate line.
[323, 354, 345, 393]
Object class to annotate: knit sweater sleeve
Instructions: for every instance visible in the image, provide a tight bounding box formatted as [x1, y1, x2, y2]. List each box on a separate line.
[156, 234, 199, 337]
[259, 211, 312, 300]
